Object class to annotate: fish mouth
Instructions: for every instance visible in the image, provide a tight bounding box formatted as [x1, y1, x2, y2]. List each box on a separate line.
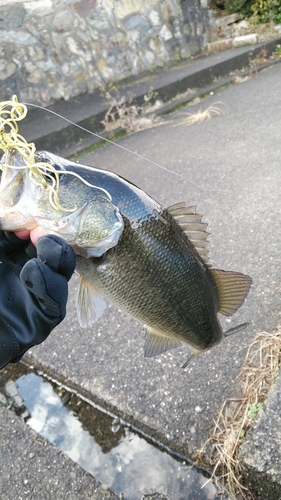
[0, 212, 37, 232]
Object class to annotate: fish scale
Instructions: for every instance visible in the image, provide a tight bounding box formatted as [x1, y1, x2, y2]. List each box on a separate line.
[76, 206, 224, 353]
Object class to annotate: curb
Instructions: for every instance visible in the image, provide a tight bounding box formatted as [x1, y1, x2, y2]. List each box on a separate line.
[239, 374, 281, 499]
[20, 36, 281, 159]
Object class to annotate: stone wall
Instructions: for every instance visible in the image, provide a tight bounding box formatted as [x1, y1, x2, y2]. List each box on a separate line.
[0, 0, 214, 106]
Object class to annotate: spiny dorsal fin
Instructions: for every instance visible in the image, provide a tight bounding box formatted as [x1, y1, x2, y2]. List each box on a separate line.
[144, 326, 182, 357]
[211, 269, 252, 317]
[167, 202, 197, 215]
[75, 276, 107, 328]
[167, 202, 210, 264]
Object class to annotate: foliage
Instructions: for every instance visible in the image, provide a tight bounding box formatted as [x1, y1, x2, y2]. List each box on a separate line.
[248, 402, 263, 420]
[224, 0, 281, 24]
[224, 0, 252, 18]
[274, 44, 281, 56]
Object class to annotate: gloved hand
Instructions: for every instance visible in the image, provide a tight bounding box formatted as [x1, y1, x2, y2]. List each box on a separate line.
[0, 232, 76, 369]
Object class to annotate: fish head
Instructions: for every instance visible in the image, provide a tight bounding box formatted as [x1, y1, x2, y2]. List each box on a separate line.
[0, 151, 124, 256]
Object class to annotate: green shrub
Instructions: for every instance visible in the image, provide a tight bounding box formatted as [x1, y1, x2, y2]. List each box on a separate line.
[224, 0, 281, 24]
[224, 0, 252, 18]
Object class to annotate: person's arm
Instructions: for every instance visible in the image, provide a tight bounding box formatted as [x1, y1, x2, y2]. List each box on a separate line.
[0, 232, 76, 369]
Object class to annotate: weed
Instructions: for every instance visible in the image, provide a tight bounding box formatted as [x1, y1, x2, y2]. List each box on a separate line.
[235, 75, 250, 84]
[275, 44, 281, 56]
[174, 102, 225, 127]
[248, 402, 263, 419]
[197, 328, 281, 500]
[100, 89, 163, 135]
[100, 93, 140, 134]
[148, 65, 158, 73]
[224, 0, 281, 24]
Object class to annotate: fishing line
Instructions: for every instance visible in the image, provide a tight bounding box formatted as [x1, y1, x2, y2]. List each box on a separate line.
[57, 169, 112, 197]
[0, 96, 112, 209]
[23, 101, 230, 194]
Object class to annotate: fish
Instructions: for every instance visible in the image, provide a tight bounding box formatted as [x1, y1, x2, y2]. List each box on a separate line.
[0, 150, 251, 360]
[0, 150, 124, 258]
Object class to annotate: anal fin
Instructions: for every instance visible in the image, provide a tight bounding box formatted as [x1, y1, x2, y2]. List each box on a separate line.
[211, 269, 252, 316]
[75, 276, 107, 328]
[144, 326, 182, 358]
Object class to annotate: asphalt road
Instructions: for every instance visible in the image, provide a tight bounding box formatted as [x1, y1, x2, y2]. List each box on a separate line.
[0, 404, 117, 500]
[24, 61, 281, 463]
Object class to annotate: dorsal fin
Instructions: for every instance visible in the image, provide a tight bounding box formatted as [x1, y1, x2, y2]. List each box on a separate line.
[167, 202, 197, 215]
[211, 269, 252, 316]
[167, 202, 210, 264]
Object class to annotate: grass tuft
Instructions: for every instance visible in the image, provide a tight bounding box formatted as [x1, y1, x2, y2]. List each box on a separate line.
[197, 328, 281, 500]
[174, 102, 225, 127]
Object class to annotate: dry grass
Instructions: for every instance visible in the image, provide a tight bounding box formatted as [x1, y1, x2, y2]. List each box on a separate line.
[175, 102, 225, 127]
[100, 91, 163, 135]
[197, 328, 281, 500]
[235, 75, 250, 84]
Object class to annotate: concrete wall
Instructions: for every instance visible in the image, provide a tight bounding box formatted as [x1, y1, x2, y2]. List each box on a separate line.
[0, 0, 214, 106]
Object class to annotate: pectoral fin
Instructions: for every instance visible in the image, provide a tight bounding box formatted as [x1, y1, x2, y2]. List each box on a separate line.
[211, 269, 252, 316]
[144, 326, 182, 357]
[75, 276, 107, 328]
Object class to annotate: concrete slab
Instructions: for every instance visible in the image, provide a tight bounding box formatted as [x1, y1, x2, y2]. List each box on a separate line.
[22, 60, 281, 495]
[239, 375, 281, 499]
[0, 405, 118, 500]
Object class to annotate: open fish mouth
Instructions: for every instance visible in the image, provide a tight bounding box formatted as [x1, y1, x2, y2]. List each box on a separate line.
[0, 97, 124, 258]
[0, 154, 124, 257]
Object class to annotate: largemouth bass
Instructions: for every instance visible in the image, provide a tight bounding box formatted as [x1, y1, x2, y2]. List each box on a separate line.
[0, 150, 251, 359]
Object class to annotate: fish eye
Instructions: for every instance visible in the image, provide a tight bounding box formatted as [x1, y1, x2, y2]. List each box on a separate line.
[35, 152, 66, 173]
[41, 167, 56, 180]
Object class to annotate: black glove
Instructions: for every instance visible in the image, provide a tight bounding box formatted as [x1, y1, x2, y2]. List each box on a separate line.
[0, 232, 76, 369]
